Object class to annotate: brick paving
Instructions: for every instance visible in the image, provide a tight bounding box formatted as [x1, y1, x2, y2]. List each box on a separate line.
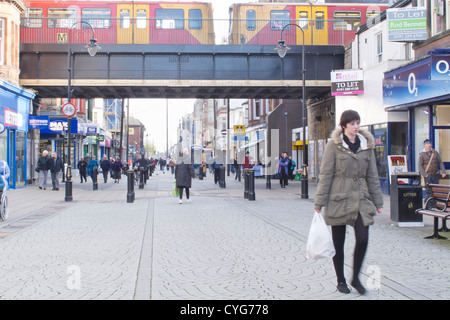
[0, 170, 448, 300]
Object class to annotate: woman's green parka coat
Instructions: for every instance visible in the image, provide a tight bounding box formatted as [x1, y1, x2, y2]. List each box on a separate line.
[314, 127, 383, 227]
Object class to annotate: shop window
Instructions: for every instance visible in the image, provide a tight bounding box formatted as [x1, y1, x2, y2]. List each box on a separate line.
[16, 132, 25, 187]
[433, 0, 447, 35]
[414, 107, 430, 171]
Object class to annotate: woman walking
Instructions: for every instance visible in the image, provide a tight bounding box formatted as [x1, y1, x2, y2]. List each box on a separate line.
[111, 157, 123, 183]
[314, 110, 383, 295]
[175, 149, 195, 204]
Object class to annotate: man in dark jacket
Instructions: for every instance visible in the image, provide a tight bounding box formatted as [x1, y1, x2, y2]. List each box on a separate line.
[77, 157, 88, 183]
[49, 152, 64, 190]
[100, 155, 111, 183]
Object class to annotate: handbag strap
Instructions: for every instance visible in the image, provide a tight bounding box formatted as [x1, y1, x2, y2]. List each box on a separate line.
[425, 152, 435, 172]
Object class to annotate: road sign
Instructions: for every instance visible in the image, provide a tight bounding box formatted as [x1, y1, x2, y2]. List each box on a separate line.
[234, 125, 245, 133]
[61, 103, 77, 117]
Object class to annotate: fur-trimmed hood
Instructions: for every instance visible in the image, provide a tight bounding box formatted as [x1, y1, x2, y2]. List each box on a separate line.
[330, 127, 375, 150]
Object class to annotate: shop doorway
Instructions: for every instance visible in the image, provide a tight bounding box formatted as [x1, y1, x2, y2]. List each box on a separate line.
[433, 126, 450, 185]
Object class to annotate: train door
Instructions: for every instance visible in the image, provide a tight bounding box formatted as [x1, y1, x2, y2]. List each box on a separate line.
[296, 6, 327, 45]
[117, 3, 149, 44]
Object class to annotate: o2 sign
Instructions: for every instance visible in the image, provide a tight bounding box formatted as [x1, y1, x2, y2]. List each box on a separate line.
[435, 59, 450, 76]
[408, 72, 418, 97]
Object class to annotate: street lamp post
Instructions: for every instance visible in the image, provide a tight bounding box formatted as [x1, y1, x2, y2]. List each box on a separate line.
[65, 21, 101, 202]
[275, 23, 308, 199]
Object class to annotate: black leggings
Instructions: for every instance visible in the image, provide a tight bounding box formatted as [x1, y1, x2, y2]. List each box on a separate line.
[179, 187, 190, 200]
[331, 214, 369, 283]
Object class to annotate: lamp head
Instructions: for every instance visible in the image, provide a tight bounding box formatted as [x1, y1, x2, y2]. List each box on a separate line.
[86, 38, 101, 57]
[274, 40, 290, 58]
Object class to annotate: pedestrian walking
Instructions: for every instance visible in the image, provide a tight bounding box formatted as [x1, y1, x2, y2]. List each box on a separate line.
[314, 110, 383, 295]
[100, 155, 111, 183]
[88, 155, 99, 182]
[175, 149, 195, 204]
[77, 157, 88, 183]
[0, 154, 10, 194]
[234, 156, 241, 181]
[278, 152, 289, 188]
[48, 152, 64, 191]
[418, 139, 447, 208]
[37, 150, 50, 190]
[111, 157, 123, 183]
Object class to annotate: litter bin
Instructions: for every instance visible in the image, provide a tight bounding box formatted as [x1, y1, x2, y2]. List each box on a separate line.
[390, 172, 424, 227]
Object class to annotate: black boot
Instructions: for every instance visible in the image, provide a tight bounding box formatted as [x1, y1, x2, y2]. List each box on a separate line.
[351, 278, 366, 295]
[337, 282, 350, 294]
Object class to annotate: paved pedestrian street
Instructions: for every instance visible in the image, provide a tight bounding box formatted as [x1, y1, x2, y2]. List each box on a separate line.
[0, 171, 449, 302]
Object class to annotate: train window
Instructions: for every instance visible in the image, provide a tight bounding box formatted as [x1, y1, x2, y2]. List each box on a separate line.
[120, 9, 130, 29]
[333, 11, 361, 31]
[136, 9, 147, 29]
[155, 9, 184, 29]
[21, 8, 43, 28]
[315, 11, 325, 30]
[247, 10, 256, 31]
[271, 10, 290, 30]
[366, 10, 381, 25]
[82, 9, 111, 29]
[48, 8, 77, 28]
[189, 9, 202, 29]
[298, 11, 309, 29]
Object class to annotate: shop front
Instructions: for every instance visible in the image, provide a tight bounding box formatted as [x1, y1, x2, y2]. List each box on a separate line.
[384, 49, 450, 182]
[0, 80, 35, 189]
[38, 118, 80, 170]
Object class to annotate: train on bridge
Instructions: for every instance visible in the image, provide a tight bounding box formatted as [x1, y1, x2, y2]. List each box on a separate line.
[20, 0, 389, 46]
[228, 2, 389, 45]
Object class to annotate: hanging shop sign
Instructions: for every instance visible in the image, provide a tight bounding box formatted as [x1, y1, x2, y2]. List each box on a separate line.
[331, 69, 364, 96]
[40, 119, 78, 134]
[29, 115, 50, 130]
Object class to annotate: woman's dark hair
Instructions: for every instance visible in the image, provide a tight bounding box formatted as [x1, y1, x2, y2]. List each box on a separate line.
[339, 110, 360, 131]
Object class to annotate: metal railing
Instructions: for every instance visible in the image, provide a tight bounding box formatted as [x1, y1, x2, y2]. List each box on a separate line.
[20, 18, 347, 46]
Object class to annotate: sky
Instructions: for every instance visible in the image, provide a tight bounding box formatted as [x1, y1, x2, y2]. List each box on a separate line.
[129, 0, 237, 153]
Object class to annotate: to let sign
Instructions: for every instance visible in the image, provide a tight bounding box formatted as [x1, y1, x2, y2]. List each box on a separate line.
[331, 69, 364, 96]
[387, 7, 427, 41]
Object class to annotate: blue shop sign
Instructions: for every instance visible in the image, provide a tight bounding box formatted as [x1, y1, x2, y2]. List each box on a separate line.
[0, 80, 34, 132]
[40, 119, 78, 134]
[383, 54, 450, 110]
[29, 115, 50, 129]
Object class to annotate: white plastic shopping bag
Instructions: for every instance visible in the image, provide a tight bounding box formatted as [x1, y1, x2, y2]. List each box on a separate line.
[306, 212, 336, 259]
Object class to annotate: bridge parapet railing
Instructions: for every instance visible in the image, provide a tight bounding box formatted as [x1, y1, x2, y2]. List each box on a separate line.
[20, 18, 346, 46]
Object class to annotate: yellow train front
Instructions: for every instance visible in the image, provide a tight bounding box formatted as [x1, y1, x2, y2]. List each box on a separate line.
[228, 2, 388, 46]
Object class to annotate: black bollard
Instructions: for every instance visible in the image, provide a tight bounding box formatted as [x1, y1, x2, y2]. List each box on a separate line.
[248, 169, 255, 201]
[199, 166, 203, 180]
[127, 170, 134, 203]
[219, 166, 226, 188]
[139, 168, 144, 189]
[244, 169, 249, 199]
[93, 168, 98, 190]
[266, 167, 271, 189]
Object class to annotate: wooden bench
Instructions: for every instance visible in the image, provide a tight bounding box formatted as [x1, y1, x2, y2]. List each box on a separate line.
[415, 184, 450, 239]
